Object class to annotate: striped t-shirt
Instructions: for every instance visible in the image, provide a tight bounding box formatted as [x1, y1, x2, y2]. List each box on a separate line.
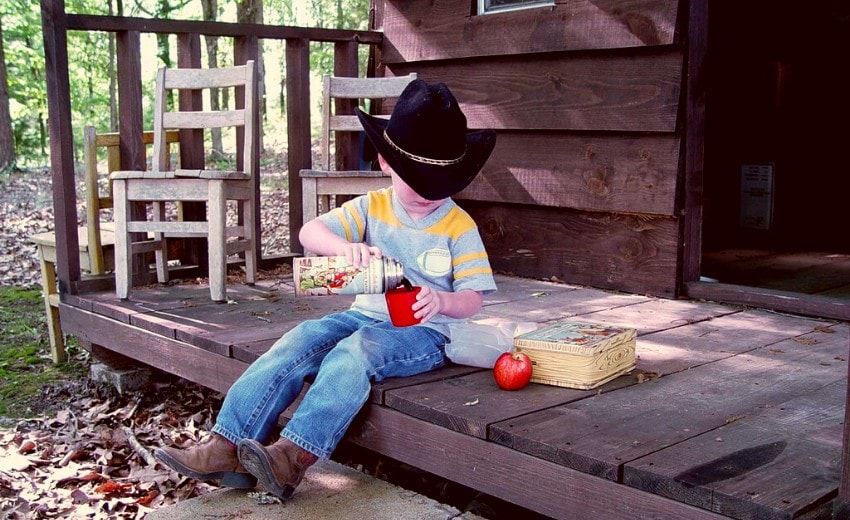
[317, 187, 497, 336]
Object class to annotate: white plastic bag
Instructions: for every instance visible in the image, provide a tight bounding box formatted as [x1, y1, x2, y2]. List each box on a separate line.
[446, 319, 538, 368]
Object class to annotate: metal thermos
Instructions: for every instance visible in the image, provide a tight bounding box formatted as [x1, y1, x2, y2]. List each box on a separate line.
[294, 256, 405, 296]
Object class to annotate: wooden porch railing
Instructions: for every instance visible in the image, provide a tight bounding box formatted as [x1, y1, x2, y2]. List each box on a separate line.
[40, 0, 382, 296]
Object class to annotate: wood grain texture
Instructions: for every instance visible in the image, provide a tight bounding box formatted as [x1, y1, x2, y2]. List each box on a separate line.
[632, 309, 831, 376]
[560, 296, 738, 336]
[480, 286, 647, 323]
[388, 51, 682, 133]
[624, 380, 847, 520]
[459, 133, 680, 215]
[384, 370, 587, 439]
[379, 0, 679, 63]
[347, 405, 728, 520]
[460, 200, 679, 297]
[686, 281, 850, 323]
[490, 324, 849, 485]
[839, 337, 850, 518]
[681, 0, 708, 282]
[55, 273, 847, 518]
[59, 303, 246, 395]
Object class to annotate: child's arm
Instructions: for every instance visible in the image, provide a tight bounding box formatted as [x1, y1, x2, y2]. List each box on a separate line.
[299, 219, 381, 268]
[413, 287, 483, 323]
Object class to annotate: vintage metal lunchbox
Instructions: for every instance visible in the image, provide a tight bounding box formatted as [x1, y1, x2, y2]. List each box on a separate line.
[513, 321, 637, 390]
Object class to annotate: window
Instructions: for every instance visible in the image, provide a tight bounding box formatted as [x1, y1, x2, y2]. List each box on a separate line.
[478, 0, 554, 15]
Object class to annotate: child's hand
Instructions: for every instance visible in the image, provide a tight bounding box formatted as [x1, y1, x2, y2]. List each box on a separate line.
[412, 285, 442, 323]
[336, 242, 382, 268]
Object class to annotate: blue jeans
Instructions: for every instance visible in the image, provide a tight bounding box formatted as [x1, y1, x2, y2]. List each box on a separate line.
[212, 310, 447, 459]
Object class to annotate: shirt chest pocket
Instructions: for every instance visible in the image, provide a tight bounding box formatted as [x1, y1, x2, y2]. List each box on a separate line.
[417, 248, 452, 276]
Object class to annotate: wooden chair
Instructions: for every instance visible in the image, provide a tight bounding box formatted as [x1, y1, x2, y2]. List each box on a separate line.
[299, 73, 418, 224]
[111, 61, 258, 302]
[31, 126, 178, 363]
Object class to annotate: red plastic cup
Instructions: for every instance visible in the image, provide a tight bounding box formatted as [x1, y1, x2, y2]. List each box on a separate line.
[385, 286, 422, 327]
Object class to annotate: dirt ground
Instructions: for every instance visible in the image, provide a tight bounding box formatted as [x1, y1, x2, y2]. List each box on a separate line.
[0, 167, 550, 520]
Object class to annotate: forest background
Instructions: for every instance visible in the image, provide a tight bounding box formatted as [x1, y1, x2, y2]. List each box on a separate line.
[0, 0, 371, 173]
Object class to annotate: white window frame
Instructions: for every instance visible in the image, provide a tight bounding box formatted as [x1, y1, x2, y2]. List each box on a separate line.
[478, 0, 554, 15]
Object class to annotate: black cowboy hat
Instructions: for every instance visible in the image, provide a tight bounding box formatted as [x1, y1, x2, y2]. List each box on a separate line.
[356, 79, 496, 200]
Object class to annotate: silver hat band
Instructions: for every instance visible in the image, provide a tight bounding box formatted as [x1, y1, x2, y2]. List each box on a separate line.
[383, 130, 466, 166]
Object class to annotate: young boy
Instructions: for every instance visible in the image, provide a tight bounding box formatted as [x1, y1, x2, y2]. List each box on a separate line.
[155, 79, 498, 499]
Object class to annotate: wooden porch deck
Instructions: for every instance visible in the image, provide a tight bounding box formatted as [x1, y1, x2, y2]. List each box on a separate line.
[57, 273, 849, 520]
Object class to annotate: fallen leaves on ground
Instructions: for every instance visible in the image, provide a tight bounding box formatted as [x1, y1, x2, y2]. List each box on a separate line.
[0, 167, 292, 290]
[0, 377, 226, 519]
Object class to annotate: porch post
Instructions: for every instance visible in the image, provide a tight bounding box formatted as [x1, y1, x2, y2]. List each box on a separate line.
[680, 0, 709, 290]
[40, 0, 80, 294]
[235, 36, 262, 261]
[115, 30, 147, 283]
[286, 38, 310, 254]
[175, 33, 209, 273]
[333, 41, 359, 172]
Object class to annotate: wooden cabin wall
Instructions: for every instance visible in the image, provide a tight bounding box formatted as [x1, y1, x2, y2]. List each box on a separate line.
[374, 0, 685, 297]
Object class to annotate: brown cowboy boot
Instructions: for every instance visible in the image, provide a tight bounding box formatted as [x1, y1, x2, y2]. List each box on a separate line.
[237, 437, 318, 499]
[154, 433, 257, 488]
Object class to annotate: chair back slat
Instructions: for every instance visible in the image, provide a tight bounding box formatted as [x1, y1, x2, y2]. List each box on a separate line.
[327, 75, 419, 99]
[163, 64, 253, 89]
[163, 110, 247, 130]
[329, 115, 371, 133]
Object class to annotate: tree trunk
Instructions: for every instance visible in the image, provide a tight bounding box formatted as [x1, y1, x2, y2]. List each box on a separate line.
[0, 16, 15, 171]
[201, 0, 223, 158]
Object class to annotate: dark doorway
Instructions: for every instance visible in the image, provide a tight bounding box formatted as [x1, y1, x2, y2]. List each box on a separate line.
[701, 1, 850, 304]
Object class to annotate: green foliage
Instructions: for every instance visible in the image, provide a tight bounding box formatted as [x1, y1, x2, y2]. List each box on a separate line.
[3, 2, 47, 166]
[0, 287, 88, 418]
[1, 0, 372, 166]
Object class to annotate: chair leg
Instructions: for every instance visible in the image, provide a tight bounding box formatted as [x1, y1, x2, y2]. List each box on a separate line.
[113, 179, 131, 300]
[302, 177, 318, 226]
[152, 201, 169, 283]
[37, 246, 66, 363]
[208, 181, 227, 302]
[243, 196, 257, 285]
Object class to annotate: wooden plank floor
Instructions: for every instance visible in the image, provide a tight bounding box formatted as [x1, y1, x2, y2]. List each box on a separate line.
[59, 273, 849, 520]
[702, 248, 850, 299]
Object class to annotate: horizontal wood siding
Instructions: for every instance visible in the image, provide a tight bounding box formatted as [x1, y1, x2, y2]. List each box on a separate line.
[460, 132, 679, 215]
[460, 201, 679, 297]
[377, 0, 685, 296]
[379, 0, 679, 62]
[387, 52, 682, 133]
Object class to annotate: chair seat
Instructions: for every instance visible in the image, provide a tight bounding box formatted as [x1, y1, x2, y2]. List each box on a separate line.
[31, 225, 116, 255]
[31, 226, 115, 286]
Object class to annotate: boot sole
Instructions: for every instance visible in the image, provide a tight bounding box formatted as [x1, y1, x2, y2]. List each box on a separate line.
[237, 439, 295, 499]
[154, 448, 257, 489]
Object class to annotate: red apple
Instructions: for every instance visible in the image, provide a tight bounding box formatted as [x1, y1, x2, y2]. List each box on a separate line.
[493, 351, 533, 391]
